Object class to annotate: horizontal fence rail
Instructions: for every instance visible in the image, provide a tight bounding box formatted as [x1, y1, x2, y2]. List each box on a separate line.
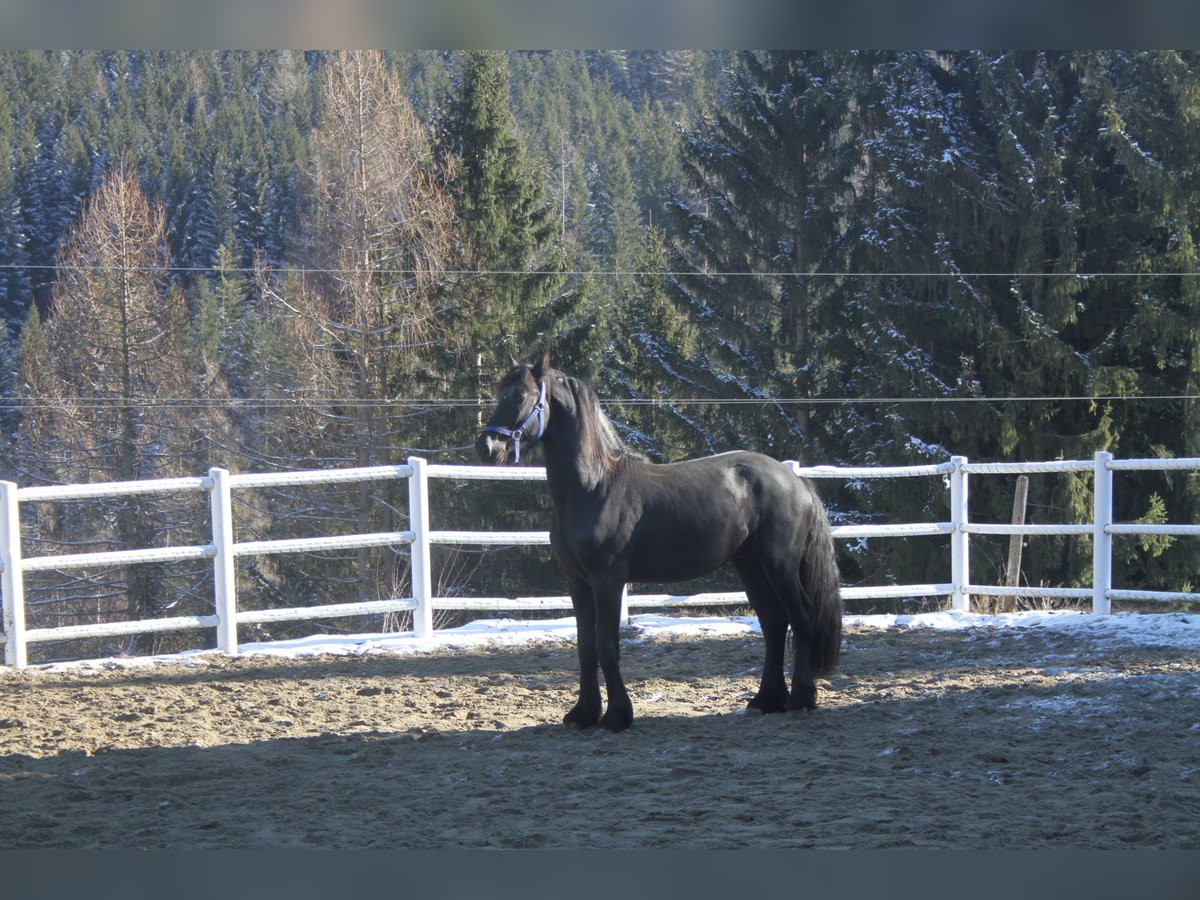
[1, 451, 1198, 668]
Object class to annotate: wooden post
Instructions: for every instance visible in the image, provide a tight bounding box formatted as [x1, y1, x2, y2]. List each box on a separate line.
[1002, 475, 1029, 612]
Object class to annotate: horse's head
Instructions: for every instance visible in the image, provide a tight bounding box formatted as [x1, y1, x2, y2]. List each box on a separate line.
[476, 352, 550, 465]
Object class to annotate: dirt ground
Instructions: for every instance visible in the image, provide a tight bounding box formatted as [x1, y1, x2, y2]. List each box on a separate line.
[2, 621, 1199, 849]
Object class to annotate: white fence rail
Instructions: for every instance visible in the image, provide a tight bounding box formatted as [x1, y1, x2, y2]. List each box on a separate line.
[1, 451, 1198, 668]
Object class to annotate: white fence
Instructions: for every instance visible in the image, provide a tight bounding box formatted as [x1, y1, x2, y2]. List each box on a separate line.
[1, 451, 1198, 668]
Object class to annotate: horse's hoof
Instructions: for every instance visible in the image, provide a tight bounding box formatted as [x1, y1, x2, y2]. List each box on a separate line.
[787, 686, 817, 715]
[739, 705, 766, 718]
[598, 709, 633, 733]
[563, 704, 601, 729]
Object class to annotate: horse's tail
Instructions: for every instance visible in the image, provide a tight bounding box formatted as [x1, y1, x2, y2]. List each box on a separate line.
[800, 490, 842, 678]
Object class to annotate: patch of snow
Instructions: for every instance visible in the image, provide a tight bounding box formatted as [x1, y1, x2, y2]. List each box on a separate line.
[30, 609, 1200, 672]
[843, 609, 1200, 652]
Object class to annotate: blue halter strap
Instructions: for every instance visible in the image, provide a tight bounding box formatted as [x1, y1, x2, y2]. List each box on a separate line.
[482, 377, 547, 464]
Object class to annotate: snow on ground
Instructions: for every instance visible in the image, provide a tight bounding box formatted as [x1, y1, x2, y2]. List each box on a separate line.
[846, 608, 1200, 650]
[35, 608, 1200, 672]
[235, 613, 762, 659]
[238, 608, 1200, 658]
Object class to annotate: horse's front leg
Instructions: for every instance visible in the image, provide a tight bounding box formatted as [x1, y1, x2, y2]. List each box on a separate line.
[594, 577, 633, 732]
[563, 576, 602, 728]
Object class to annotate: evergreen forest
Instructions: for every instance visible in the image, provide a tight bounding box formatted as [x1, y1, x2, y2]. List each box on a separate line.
[1, 50, 1198, 659]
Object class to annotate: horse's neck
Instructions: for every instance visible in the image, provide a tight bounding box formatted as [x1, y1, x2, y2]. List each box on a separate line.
[542, 395, 611, 500]
[542, 434, 600, 500]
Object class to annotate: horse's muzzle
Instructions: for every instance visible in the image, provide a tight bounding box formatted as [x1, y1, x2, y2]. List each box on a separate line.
[476, 432, 509, 465]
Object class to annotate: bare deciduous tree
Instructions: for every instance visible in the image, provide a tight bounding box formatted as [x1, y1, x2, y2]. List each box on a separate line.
[259, 50, 457, 603]
[15, 166, 205, 652]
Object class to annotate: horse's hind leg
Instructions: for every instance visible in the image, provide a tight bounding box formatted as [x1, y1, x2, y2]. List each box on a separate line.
[786, 599, 817, 713]
[778, 569, 818, 713]
[748, 553, 819, 714]
[732, 556, 789, 714]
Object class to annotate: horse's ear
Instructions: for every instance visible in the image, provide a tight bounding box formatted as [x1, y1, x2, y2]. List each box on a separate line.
[507, 353, 520, 370]
[533, 351, 550, 378]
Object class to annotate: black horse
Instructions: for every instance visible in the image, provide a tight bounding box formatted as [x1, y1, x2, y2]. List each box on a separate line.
[476, 353, 842, 732]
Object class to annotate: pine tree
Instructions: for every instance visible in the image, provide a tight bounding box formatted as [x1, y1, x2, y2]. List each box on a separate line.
[0, 305, 20, 446]
[438, 51, 559, 389]
[603, 225, 702, 461]
[0, 79, 31, 327]
[263, 62, 310, 267]
[1064, 51, 1200, 591]
[671, 51, 855, 461]
[826, 51, 1200, 592]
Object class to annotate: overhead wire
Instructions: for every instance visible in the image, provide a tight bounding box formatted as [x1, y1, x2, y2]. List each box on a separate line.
[4, 263, 1196, 410]
[0, 395, 1196, 410]
[3, 262, 1200, 278]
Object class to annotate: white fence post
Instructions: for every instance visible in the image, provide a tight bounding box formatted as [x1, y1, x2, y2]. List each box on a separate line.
[950, 456, 970, 612]
[408, 456, 434, 638]
[209, 467, 239, 654]
[1092, 451, 1114, 616]
[0, 481, 27, 668]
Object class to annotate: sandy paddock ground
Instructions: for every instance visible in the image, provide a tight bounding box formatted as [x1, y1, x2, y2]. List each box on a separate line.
[2, 621, 1199, 849]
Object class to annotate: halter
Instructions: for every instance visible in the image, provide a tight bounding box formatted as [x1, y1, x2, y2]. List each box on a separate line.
[482, 377, 547, 464]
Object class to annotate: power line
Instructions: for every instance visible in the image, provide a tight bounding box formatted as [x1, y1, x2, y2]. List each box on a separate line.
[1, 394, 1196, 410]
[2, 263, 1199, 279]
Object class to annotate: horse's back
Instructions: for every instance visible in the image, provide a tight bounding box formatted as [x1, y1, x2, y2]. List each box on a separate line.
[612, 450, 812, 581]
[636, 450, 808, 505]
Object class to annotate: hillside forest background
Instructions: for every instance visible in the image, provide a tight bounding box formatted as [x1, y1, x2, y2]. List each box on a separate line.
[1, 50, 1198, 660]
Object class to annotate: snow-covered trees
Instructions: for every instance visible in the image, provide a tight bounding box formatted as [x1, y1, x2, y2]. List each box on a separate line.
[671, 52, 854, 461]
[0, 79, 30, 328]
[648, 51, 1200, 591]
[2, 50, 1199, 646]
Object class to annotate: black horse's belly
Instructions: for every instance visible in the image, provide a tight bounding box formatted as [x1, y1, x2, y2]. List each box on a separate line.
[627, 532, 732, 582]
[624, 462, 761, 582]
[551, 495, 726, 584]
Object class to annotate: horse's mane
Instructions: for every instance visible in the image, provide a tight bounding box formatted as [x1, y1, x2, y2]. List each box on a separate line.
[560, 372, 645, 487]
